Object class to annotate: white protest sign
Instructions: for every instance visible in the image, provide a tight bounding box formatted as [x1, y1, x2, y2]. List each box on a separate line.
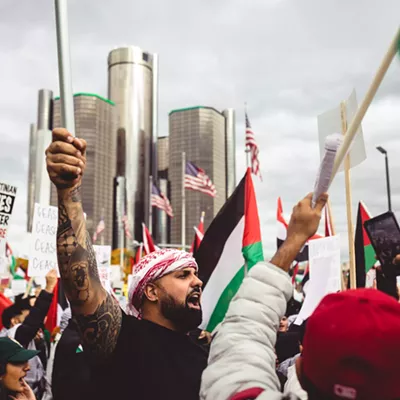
[0, 182, 17, 239]
[295, 235, 341, 325]
[11, 279, 27, 296]
[93, 245, 112, 292]
[0, 257, 7, 275]
[318, 89, 366, 171]
[0, 238, 5, 258]
[28, 204, 58, 277]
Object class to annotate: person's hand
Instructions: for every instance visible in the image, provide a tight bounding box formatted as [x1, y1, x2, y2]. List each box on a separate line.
[286, 193, 328, 246]
[46, 128, 86, 190]
[45, 269, 58, 294]
[198, 330, 212, 344]
[9, 379, 36, 400]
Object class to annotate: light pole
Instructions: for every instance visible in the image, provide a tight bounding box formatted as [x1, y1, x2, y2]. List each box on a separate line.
[377, 146, 392, 212]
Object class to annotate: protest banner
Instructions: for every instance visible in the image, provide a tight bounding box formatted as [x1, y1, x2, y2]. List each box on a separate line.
[295, 235, 341, 324]
[93, 245, 111, 291]
[0, 182, 17, 239]
[28, 204, 58, 277]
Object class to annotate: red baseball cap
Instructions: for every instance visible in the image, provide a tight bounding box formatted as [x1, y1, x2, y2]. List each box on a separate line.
[302, 288, 400, 400]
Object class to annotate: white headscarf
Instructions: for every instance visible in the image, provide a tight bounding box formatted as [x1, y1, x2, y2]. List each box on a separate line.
[127, 249, 198, 317]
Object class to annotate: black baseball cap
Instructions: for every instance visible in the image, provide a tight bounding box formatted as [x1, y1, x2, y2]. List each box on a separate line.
[0, 338, 39, 364]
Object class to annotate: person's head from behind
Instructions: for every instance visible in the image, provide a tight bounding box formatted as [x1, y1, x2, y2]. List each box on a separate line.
[128, 249, 203, 333]
[2, 305, 24, 330]
[295, 289, 400, 400]
[14, 295, 35, 321]
[0, 337, 39, 393]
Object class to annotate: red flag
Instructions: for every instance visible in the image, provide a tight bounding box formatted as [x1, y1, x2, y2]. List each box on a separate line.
[142, 223, 156, 254]
[190, 212, 205, 255]
[45, 279, 59, 334]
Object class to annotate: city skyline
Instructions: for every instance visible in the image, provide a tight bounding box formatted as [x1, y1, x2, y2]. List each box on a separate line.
[1, 0, 399, 259]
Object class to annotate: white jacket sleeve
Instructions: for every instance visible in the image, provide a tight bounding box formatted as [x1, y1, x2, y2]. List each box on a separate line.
[200, 261, 294, 400]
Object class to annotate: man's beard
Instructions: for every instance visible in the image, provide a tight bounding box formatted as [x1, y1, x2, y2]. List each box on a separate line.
[159, 291, 203, 333]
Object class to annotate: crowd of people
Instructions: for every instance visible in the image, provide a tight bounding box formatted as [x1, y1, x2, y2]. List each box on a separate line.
[0, 127, 398, 399]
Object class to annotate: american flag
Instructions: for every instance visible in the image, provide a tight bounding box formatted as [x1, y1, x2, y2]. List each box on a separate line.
[92, 218, 105, 242]
[245, 111, 262, 180]
[122, 215, 133, 240]
[151, 184, 174, 217]
[185, 161, 217, 197]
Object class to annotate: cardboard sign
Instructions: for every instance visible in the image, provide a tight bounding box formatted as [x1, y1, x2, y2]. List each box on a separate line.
[0, 183, 17, 239]
[28, 204, 58, 277]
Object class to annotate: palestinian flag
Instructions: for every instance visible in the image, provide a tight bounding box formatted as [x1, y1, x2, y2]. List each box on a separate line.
[190, 211, 205, 257]
[45, 279, 69, 334]
[195, 168, 263, 332]
[277, 198, 322, 262]
[355, 201, 376, 288]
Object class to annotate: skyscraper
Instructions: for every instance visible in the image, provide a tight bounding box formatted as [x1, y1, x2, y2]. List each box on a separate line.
[50, 93, 117, 245]
[27, 89, 54, 231]
[169, 106, 236, 246]
[108, 46, 158, 245]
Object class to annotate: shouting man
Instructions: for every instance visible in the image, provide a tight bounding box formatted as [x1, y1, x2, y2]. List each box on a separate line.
[46, 129, 209, 400]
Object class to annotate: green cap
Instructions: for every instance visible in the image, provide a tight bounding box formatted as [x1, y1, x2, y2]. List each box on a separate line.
[0, 338, 40, 364]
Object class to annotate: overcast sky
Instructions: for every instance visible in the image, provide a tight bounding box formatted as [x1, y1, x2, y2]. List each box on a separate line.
[1, 0, 399, 260]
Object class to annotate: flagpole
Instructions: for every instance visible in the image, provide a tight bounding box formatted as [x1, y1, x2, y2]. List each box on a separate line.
[244, 102, 251, 169]
[182, 152, 186, 250]
[341, 102, 356, 290]
[54, 0, 75, 134]
[149, 175, 153, 235]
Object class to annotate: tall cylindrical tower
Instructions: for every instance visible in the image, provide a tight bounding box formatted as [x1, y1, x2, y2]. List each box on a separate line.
[108, 47, 154, 243]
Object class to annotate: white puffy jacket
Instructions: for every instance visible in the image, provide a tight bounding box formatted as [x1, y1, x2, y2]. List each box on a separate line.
[200, 261, 305, 400]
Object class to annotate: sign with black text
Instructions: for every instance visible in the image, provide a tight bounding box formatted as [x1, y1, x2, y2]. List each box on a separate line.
[0, 182, 17, 239]
[28, 203, 59, 277]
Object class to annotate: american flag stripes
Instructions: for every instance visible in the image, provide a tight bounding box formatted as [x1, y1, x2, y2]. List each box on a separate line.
[185, 161, 217, 197]
[245, 111, 262, 180]
[92, 218, 105, 242]
[151, 184, 174, 217]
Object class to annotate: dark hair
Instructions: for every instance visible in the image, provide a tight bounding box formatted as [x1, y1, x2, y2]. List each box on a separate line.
[1, 305, 22, 329]
[14, 295, 34, 312]
[275, 332, 300, 364]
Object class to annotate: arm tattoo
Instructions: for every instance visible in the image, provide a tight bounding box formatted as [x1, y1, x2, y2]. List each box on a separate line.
[75, 293, 122, 359]
[57, 185, 122, 357]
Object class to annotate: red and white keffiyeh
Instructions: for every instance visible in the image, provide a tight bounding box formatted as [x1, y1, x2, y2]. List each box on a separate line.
[127, 249, 198, 317]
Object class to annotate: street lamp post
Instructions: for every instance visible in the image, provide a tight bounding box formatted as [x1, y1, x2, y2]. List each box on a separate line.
[377, 146, 392, 212]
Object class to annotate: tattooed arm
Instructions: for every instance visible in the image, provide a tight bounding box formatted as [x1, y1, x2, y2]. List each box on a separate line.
[47, 128, 122, 359]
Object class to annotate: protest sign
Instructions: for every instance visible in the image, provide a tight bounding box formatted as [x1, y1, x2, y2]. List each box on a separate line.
[295, 235, 341, 325]
[0, 183, 17, 239]
[11, 279, 27, 296]
[28, 204, 58, 277]
[93, 245, 111, 291]
[0, 237, 5, 258]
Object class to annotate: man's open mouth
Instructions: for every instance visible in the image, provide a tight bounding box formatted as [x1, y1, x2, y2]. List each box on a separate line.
[187, 293, 201, 310]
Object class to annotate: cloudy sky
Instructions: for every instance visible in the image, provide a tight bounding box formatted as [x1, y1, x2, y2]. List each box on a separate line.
[1, 0, 399, 260]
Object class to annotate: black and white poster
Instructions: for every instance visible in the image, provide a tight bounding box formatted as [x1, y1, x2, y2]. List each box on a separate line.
[0, 182, 17, 239]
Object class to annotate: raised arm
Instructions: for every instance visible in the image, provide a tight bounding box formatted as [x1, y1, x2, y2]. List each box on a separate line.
[46, 128, 122, 359]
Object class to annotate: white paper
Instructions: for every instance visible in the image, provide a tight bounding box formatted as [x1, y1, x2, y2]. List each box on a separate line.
[0, 257, 7, 275]
[318, 89, 366, 171]
[0, 238, 6, 258]
[0, 182, 17, 239]
[28, 204, 59, 277]
[295, 236, 341, 324]
[11, 279, 27, 296]
[93, 245, 111, 268]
